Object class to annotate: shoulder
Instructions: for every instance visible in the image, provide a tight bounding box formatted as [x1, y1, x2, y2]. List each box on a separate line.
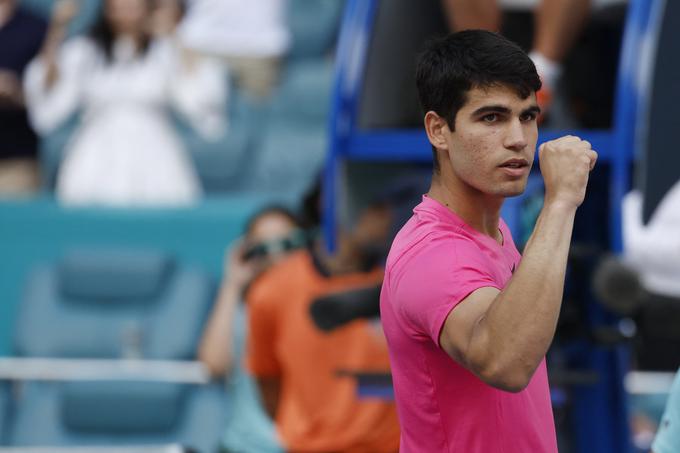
[60, 36, 100, 62]
[386, 229, 492, 308]
[246, 251, 310, 309]
[388, 225, 486, 283]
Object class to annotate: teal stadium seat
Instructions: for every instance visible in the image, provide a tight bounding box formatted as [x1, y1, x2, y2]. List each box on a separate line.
[242, 59, 334, 198]
[269, 60, 335, 123]
[195, 0, 343, 194]
[245, 118, 329, 200]
[14, 248, 212, 359]
[288, 0, 345, 60]
[8, 381, 227, 450]
[5, 248, 229, 451]
[242, 0, 342, 197]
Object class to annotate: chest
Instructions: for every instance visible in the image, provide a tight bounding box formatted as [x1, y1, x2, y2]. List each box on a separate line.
[82, 50, 170, 106]
[483, 245, 521, 286]
[274, 283, 385, 367]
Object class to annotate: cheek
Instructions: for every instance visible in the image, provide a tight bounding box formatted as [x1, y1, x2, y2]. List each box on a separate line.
[449, 131, 497, 173]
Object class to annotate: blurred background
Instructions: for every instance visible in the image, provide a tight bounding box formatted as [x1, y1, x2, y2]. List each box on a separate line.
[0, 0, 678, 452]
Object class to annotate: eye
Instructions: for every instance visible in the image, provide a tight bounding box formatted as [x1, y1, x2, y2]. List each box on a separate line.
[520, 112, 537, 122]
[481, 113, 498, 123]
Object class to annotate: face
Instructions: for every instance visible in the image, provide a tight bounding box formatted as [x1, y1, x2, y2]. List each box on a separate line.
[431, 84, 539, 199]
[245, 213, 299, 268]
[105, 0, 149, 35]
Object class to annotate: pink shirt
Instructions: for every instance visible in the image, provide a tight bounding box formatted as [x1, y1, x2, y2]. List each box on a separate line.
[380, 196, 557, 453]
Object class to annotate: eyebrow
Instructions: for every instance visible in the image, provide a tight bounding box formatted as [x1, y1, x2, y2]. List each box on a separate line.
[471, 104, 542, 117]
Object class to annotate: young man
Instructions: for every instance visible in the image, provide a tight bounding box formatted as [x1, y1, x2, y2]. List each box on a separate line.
[380, 30, 597, 452]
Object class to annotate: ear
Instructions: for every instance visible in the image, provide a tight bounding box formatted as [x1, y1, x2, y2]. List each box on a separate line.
[424, 111, 450, 151]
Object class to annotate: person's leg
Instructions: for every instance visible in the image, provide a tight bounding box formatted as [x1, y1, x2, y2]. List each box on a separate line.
[531, 0, 591, 90]
[441, 0, 501, 32]
[223, 55, 281, 100]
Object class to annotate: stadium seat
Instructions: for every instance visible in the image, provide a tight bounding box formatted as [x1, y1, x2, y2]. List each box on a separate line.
[244, 120, 328, 200]
[14, 248, 213, 359]
[7, 381, 228, 451]
[3, 248, 228, 451]
[288, 0, 345, 60]
[268, 59, 334, 125]
[183, 115, 254, 193]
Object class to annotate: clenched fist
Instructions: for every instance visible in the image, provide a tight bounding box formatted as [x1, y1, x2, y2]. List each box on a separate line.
[539, 135, 598, 209]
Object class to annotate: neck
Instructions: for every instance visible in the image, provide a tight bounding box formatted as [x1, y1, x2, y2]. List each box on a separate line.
[117, 30, 145, 45]
[428, 171, 504, 243]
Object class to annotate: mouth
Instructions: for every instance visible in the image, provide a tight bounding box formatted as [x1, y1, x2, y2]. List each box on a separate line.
[498, 159, 530, 177]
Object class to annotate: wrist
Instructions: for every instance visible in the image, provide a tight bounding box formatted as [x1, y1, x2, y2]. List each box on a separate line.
[543, 196, 579, 213]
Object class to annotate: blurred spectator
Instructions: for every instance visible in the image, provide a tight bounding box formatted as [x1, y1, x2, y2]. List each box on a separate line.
[198, 206, 305, 453]
[24, 0, 227, 207]
[652, 368, 680, 453]
[443, 0, 591, 115]
[246, 200, 400, 452]
[0, 0, 46, 195]
[620, 180, 680, 371]
[179, 0, 290, 99]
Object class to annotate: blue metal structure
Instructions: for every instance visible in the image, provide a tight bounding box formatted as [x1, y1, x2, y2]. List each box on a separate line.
[324, 0, 663, 451]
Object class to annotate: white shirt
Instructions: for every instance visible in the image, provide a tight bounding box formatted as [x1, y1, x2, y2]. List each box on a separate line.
[623, 180, 680, 297]
[24, 36, 227, 206]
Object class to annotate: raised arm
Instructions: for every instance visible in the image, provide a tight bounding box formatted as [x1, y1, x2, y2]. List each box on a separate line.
[40, 0, 79, 90]
[440, 135, 597, 392]
[198, 241, 256, 377]
[23, 0, 85, 133]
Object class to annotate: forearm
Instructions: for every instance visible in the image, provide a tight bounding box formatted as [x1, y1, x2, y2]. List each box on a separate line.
[40, 25, 68, 89]
[442, 0, 500, 32]
[471, 202, 576, 387]
[197, 282, 240, 377]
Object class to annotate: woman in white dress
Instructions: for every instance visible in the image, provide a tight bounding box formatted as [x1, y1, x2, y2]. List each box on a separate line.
[24, 0, 227, 207]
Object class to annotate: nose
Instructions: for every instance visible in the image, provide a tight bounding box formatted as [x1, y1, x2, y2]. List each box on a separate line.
[503, 118, 528, 152]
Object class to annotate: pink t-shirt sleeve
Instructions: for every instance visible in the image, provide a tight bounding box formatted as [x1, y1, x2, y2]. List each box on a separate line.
[394, 235, 500, 346]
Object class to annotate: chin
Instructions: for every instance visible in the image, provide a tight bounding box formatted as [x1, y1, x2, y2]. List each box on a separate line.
[498, 182, 528, 198]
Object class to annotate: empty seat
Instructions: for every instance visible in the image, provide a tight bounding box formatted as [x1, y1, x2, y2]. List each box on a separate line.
[4, 248, 228, 451]
[14, 248, 213, 360]
[8, 381, 228, 451]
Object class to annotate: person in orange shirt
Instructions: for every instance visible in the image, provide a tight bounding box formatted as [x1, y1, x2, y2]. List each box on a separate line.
[246, 199, 400, 453]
